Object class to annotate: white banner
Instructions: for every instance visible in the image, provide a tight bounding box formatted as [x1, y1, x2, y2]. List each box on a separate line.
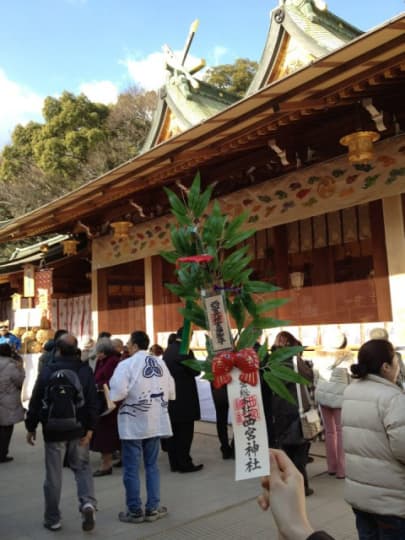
[227, 368, 270, 481]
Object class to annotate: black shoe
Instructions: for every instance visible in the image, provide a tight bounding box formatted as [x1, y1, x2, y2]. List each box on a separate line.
[81, 504, 96, 531]
[170, 465, 178, 472]
[305, 487, 314, 497]
[222, 449, 233, 460]
[307, 456, 314, 463]
[179, 464, 204, 473]
[0, 456, 13, 463]
[113, 460, 122, 468]
[93, 467, 112, 477]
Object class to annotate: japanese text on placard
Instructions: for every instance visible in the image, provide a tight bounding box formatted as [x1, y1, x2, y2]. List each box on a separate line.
[234, 382, 262, 473]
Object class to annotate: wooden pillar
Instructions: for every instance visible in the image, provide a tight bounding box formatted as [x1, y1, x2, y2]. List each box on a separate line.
[144, 256, 154, 342]
[369, 200, 391, 321]
[273, 224, 289, 289]
[382, 196, 405, 344]
[97, 268, 108, 335]
[91, 269, 99, 338]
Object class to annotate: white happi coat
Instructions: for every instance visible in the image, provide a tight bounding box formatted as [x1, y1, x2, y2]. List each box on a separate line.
[109, 350, 175, 440]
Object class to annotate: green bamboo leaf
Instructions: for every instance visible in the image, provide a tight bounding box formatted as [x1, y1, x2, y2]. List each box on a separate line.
[227, 295, 246, 332]
[203, 201, 226, 239]
[159, 250, 179, 264]
[243, 281, 281, 293]
[172, 210, 193, 226]
[165, 283, 198, 300]
[265, 346, 304, 364]
[164, 187, 188, 217]
[222, 256, 252, 283]
[235, 268, 253, 284]
[201, 371, 214, 382]
[187, 171, 201, 214]
[182, 359, 203, 372]
[263, 371, 296, 404]
[241, 292, 258, 317]
[223, 228, 255, 249]
[236, 326, 262, 350]
[258, 340, 269, 363]
[194, 183, 215, 218]
[270, 364, 309, 385]
[179, 305, 208, 329]
[223, 211, 249, 240]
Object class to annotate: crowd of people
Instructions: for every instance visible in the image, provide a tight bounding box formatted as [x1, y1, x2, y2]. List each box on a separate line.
[0, 321, 405, 538]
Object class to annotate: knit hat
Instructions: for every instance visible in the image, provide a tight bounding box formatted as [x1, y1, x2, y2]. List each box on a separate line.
[322, 329, 347, 350]
[369, 327, 389, 340]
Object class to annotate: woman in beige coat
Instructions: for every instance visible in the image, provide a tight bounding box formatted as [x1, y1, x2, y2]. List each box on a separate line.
[342, 339, 405, 539]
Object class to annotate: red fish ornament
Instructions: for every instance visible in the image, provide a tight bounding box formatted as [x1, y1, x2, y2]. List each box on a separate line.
[212, 348, 260, 389]
[234, 348, 260, 386]
[212, 351, 235, 389]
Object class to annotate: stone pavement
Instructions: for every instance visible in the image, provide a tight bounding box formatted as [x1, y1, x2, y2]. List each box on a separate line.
[0, 422, 357, 540]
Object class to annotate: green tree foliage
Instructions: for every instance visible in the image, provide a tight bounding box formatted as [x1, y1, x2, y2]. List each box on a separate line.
[204, 58, 258, 96]
[0, 87, 157, 223]
[161, 172, 307, 403]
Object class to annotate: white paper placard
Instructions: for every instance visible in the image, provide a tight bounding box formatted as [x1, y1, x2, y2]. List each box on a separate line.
[202, 292, 233, 352]
[227, 368, 270, 481]
[14, 308, 42, 328]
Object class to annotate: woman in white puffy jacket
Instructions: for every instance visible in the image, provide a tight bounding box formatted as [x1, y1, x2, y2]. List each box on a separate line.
[314, 333, 353, 479]
[342, 339, 405, 539]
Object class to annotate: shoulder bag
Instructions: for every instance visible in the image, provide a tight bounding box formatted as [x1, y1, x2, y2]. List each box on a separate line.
[293, 356, 323, 441]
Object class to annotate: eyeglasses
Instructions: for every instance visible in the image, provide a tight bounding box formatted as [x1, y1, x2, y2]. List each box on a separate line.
[0, 326, 8, 329]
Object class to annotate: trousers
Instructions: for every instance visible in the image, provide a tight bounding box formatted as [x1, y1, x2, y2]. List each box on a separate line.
[0, 424, 14, 459]
[43, 439, 96, 525]
[320, 405, 345, 477]
[354, 508, 405, 540]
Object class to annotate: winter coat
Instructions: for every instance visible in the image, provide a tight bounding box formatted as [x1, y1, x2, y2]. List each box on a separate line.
[25, 355, 98, 442]
[272, 355, 314, 447]
[163, 341, 201, 422]
[342, 374, 405, 518]
[0, 355, 25, 425]
[314, 350, 353, 409]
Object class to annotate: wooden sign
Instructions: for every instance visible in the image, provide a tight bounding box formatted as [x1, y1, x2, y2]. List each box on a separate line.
[23, 264, 35, 298]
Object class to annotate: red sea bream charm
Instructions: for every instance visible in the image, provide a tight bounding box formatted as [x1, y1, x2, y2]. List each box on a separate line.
[234, 348, 260, 386]
[212, 351, 235, 389]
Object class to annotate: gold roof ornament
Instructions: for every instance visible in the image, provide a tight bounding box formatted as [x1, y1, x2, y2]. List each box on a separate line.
[62, 238, 79, 256]
[110, 221, 132, 239]
[339, 130, 380, 164]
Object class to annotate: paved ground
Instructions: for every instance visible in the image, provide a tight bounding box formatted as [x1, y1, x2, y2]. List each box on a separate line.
[0, 422, 357, 540]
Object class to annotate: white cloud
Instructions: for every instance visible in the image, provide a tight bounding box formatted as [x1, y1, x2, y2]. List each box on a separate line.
[122, 49, 202, 91]
[79, 80, 119, 105]
[212, 45, 229, 65]
[0, 68, 44, 149]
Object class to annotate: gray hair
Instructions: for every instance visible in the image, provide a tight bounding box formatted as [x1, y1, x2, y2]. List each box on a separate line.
[95, 337, 115, 356]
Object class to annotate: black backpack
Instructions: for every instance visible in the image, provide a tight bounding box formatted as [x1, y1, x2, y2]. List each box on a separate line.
[42, 369, 85, 431]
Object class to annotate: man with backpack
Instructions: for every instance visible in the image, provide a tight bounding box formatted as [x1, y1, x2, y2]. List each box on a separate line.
[25, 334, 98, 532]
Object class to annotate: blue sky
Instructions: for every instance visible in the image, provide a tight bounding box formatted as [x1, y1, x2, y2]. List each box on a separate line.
[0, 0, 403, 148]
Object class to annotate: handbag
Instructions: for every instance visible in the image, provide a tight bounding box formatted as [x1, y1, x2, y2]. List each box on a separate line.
[96, 384, 116, 416]
[293, 357, 323, 441]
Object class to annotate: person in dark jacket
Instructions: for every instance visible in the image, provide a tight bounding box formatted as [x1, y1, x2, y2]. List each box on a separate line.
[271, 331, 314, 496]
[163, 327, 203, 473]
[25, 334, 98, 532]
[210, 383, 234, 459]
[37, 328, 68, 372]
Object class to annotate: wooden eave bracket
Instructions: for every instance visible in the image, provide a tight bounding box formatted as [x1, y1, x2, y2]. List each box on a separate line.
[268, 139, 290, 166]
[361, 97, 387, 132]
